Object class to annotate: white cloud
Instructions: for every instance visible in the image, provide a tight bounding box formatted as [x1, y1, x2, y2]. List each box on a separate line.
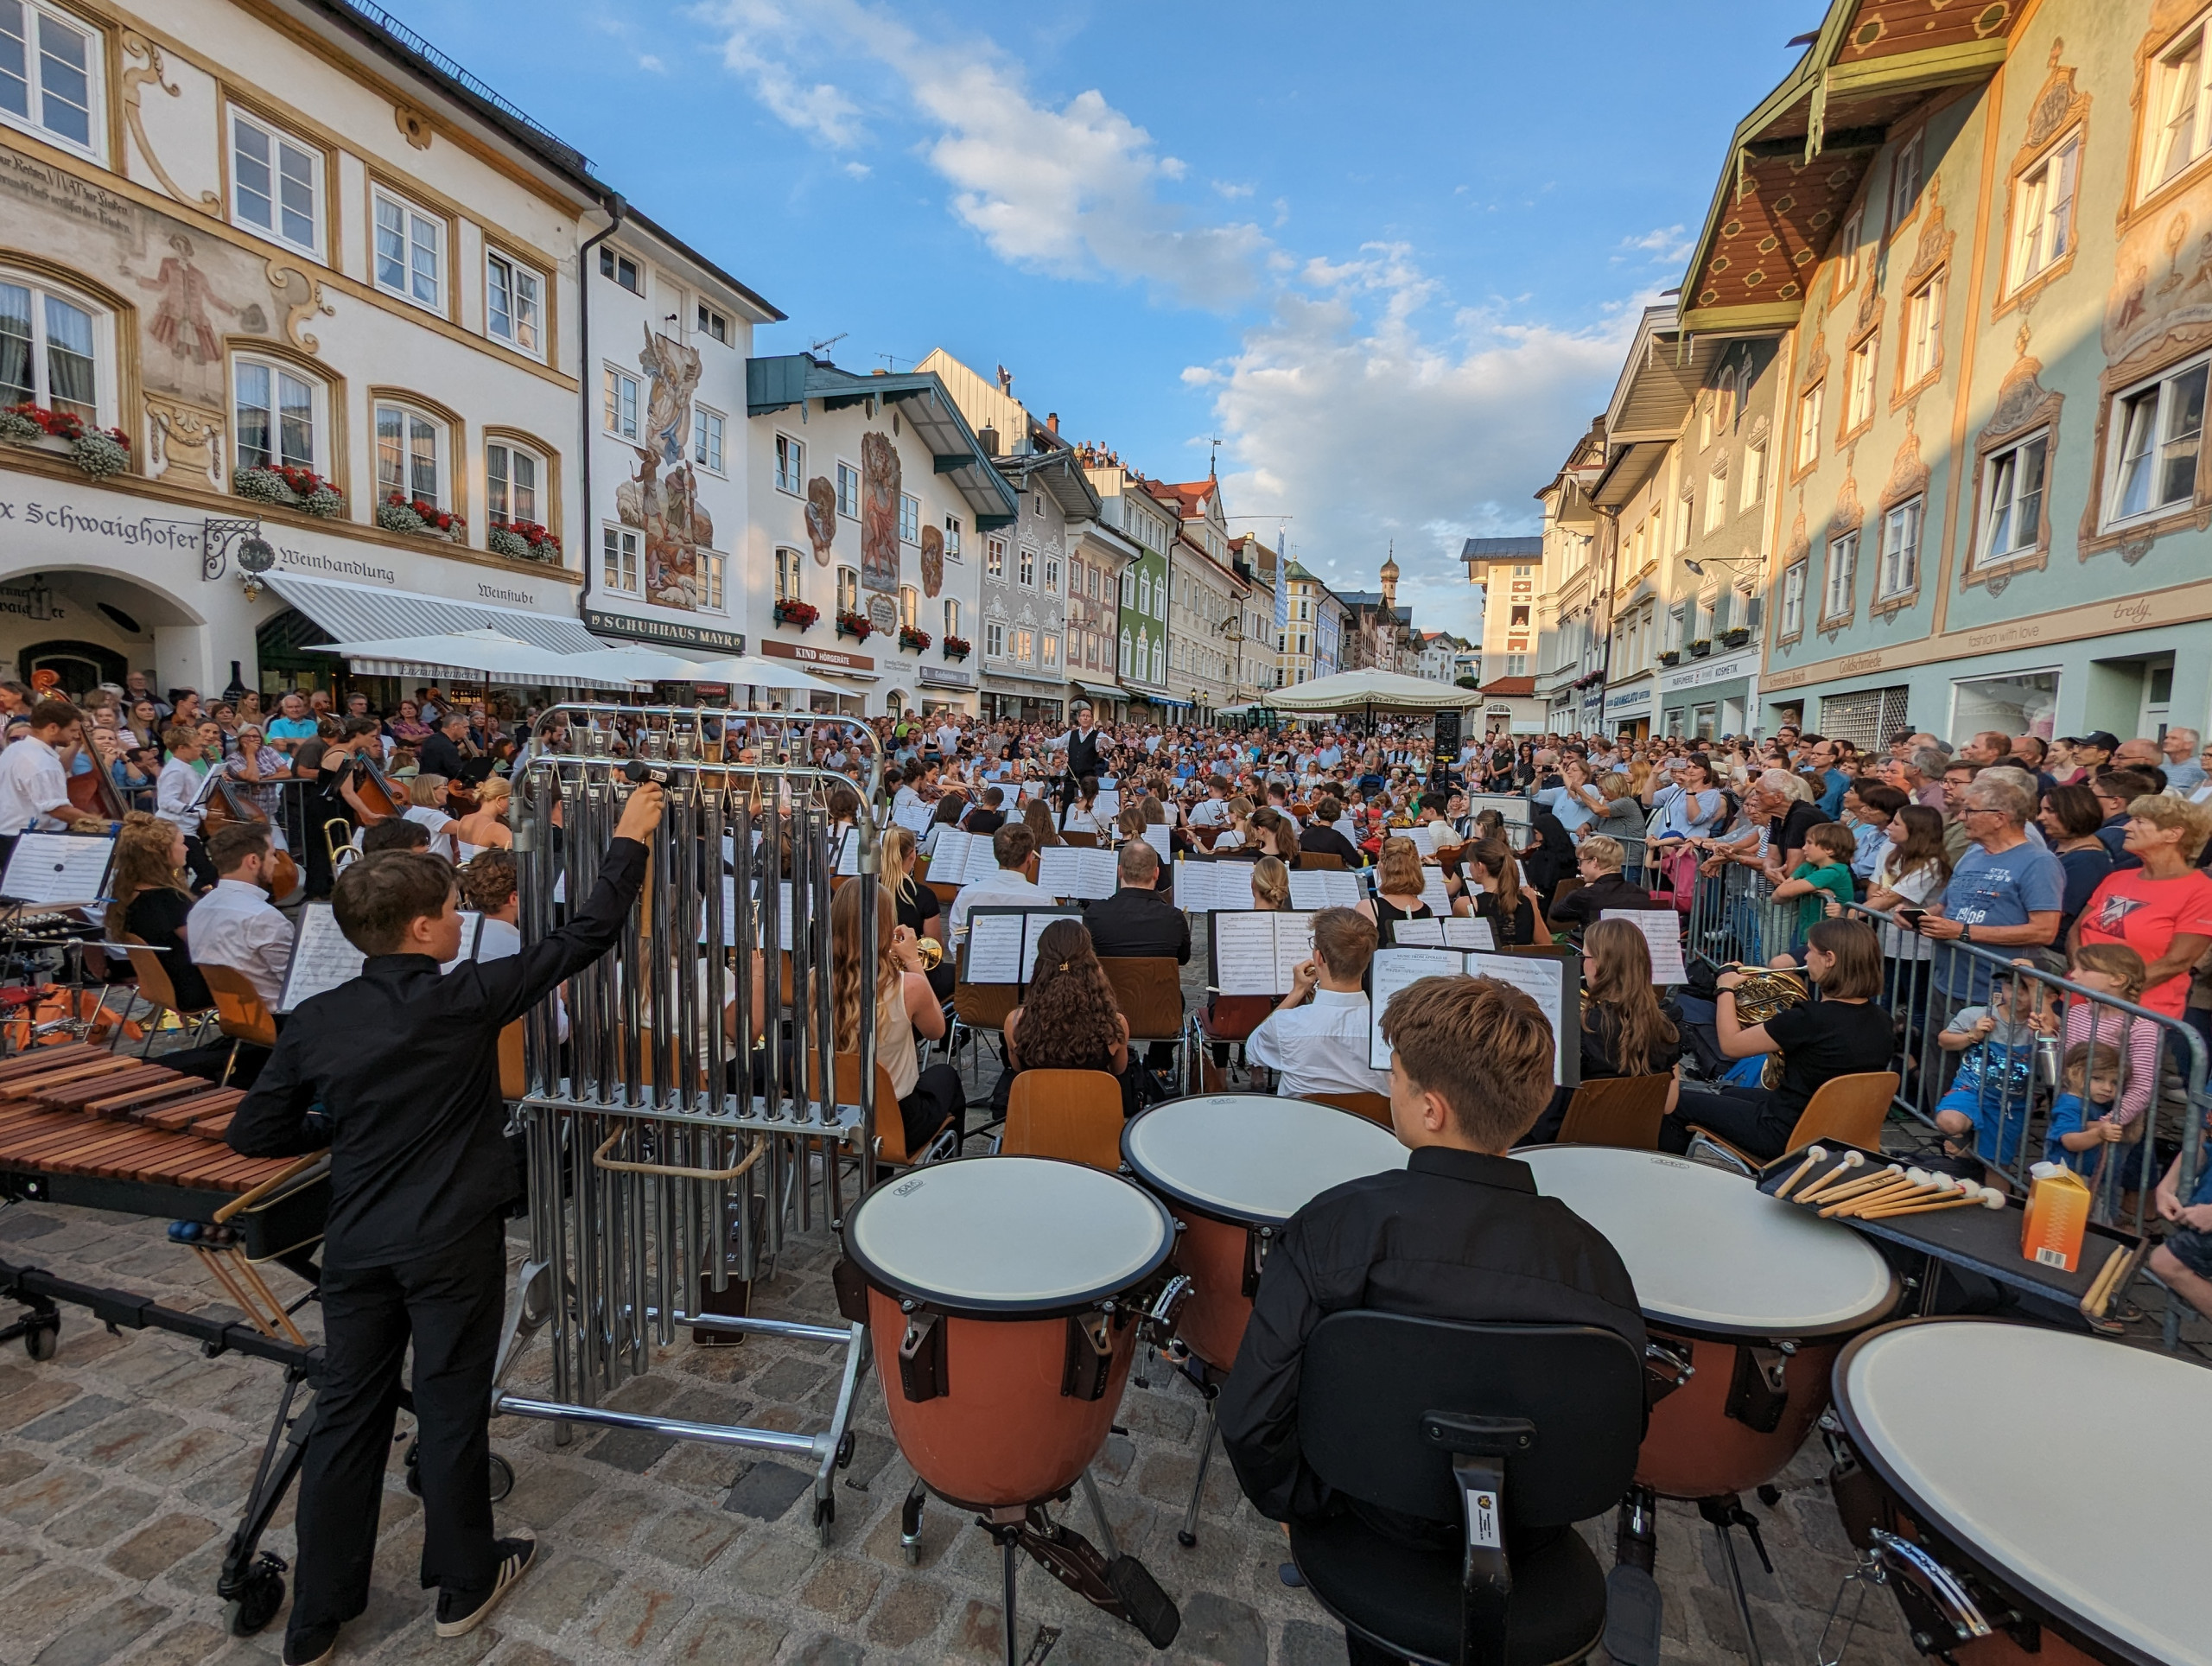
[842, 161, 872, 179]
[1618, 224, 1693, 264]
[708, 0, 868, 148]
[638, 53, 665, 73]
[1211, 180, 1255, 200]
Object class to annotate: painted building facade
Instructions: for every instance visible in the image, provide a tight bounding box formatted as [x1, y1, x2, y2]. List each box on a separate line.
[1079, 445, 1173, 711]
[1460, 537, 1548, 734]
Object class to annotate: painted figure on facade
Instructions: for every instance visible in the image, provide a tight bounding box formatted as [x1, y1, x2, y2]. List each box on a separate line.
[137, 235, 235, 366]
[861, 430, 900, 594]
[805, 475, 837, 565]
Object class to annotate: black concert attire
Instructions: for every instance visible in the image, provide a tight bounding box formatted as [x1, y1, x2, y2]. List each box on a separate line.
[1471, 888, 1537, 948]
[302, 743, 354, 900]
[963, 807, 1006, 836]
[1298, 823, 1364, 867]
[1661, 997, 1893, 1160]
[1519, 805, 1576, 910]
[1083, 884, 1192, 963]
[1218, 1146, 1645, 1542]
[228, 836, 648, 1654]
[124, 887, 211, 1014]
[1370, 894, 1433, 949]
[1547, 871, 1656, 933]
[417, 730, 469, 781]
[893, 876, 954, 1001]
[1059, 723, 1104, 811]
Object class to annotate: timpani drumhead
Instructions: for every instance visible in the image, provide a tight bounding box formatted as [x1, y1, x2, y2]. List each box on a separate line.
[1519, 1147, 1896, 1338]
[1122, 1094, 1405, 1224]
[844, 1155, 1173, 1318]
[1837, 1320, 2211, 1666]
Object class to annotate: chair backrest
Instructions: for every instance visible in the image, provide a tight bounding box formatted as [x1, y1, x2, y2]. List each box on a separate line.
[1062, 830, 1100, 849]
[1097, 957, 1183, 1040]
[1555, 1074, 1671, 1150]
[953, 980, 1019, 1033]
[1003, 1070, 1124, 1169]
[1305, 1090, 1393, 1129]
[499, 1021, 525, 1101]
[1298, 1310, 1642, 1529]
[1203, 993, 1274, 1044]
[122, 933, 185, 1014]
[1784, 1071, 1900, 1154]
[1300, 851, 1344, 871]
[200, 963, 278, 1047]
[835, 1051, 914, 1164]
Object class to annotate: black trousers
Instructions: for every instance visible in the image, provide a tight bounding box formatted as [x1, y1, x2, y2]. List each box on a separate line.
[900, 1061, 967, 1154]
[182, 833, 218, 892]
[288, 1214, 505, 1643]
[1660, 1085, 1792, 1163]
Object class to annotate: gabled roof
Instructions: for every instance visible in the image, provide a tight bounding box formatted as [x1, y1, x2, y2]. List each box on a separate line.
[1676, 0, 2009, 334]
[745, 356, 1020, 527]
[1155, 479, 1219, 518]
[1478, 677, 1536, 697]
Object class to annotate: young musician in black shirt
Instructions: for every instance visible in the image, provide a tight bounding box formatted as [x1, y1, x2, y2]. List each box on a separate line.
[228, 782, 664, 1665]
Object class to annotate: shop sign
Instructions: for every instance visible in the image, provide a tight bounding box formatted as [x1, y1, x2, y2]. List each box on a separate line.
[586, 608, 743, 652]
[918, 666, 974, 689]
[1602, 682, 1652, 721]
[761, 637, 874, 672]
[1659, 646, 1759, 695]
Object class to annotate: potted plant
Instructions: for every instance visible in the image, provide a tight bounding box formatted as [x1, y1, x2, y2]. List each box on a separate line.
[1719, 626, 1751, 648]
[836, 608, 874, 641]
[1688, 638, 1713, 658]
[378, 492, 465, 541]
[488, 518, 562, 562]
[774, 598, 820, 631]
[941, 634, 972, 661]
[1, 402, 131, 479]
[1658, 648, 1681, 667]
[898, 624, 933, 653]
[235, 461, 345, 518]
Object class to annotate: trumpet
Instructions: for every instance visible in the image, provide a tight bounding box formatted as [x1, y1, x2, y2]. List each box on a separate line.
[910, 935, 944, 971]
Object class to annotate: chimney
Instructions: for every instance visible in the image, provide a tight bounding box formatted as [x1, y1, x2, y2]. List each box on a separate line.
[1046, 412, 1059, 433]
[978, 424, 999, 457]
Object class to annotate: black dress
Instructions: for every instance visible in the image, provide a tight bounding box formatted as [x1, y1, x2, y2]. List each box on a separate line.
[1372, 895, 1433, 949]
[894, 878, 954, 1001]
[125, 887, 212, 1014]
[1473, 890, 1538, 947]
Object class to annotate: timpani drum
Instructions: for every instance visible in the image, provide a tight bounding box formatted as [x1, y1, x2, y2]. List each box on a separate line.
[841, 1155, 1174, 1513]
[1521, 1147, 1897, 1501]
[1121, 1094, 1406, 1372]
[1832, 1320, 2211, 1666]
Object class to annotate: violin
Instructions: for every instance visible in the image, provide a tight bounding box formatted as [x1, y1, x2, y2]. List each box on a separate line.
[201, 775, 303, 903]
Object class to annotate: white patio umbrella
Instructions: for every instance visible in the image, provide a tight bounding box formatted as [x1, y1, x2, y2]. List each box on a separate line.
[560, 643, 712, 684]
[312, 629, 639, 687]
[680, 653, 849, 698]
[1267, 667, 1477, 714]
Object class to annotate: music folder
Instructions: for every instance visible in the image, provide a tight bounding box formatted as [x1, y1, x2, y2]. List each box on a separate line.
[0, 831, 116, 909]
[1210, 910, 1317, 996]
[960, 906, 1084, 987]
[1366, 945, 1580, 1086]
[278, 901, 365, 1013]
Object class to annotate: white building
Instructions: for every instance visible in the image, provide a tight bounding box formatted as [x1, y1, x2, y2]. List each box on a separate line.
[744, 354, 1012, 716]
[1155, 479, 1238, 715]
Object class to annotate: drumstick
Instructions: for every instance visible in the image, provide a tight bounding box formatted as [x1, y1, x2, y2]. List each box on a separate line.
[1821, 1167, 1934, 1218]
[1795, 1150, 1867, 1205]
[1809, 1163, 1907, 1211]
[1837, 1169, 1950, 1218]
[1772, 1145, 1827, 1202]
[1860, 1183, 2004, 1219]
[2080, 1242, 2132, 1319]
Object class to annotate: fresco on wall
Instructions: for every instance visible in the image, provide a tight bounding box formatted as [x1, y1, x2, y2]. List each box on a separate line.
[860, 430, 900, 595]
[616, 327, 715, 610]
[919, 524, 944, 598]
[804, 475, 836, 564]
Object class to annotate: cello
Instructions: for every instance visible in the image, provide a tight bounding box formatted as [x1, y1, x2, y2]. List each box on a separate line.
[200, 775, 304, 905]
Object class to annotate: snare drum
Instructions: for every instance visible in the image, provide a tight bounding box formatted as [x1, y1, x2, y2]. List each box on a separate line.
[1521, 1146, 1897, 1500]
[1834, 1320, 2210, 1666]
[842, 1155, 1174, 1513]
[1122, 1094, 1405, 1372]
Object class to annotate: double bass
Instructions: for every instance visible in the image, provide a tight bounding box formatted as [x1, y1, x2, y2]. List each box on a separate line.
[200, 775, 304, 905]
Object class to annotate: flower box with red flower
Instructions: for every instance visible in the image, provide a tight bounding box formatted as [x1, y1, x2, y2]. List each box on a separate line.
[2, 403, 132, 478]
[940, 635, 972, 662]
[774, 599, 821, 631]
[377, 493, 467, 540]
[898, 626, 932, 653]
[488, 518, 562, 562]
[836, 609, 874, 641]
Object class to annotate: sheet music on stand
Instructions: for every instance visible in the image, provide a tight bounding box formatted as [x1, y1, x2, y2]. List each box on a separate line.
[1366, 948, 1466, 1070]
[1468, 951, 1580, 1087]
[0, 832, 115, 910]
[1093, 789, 1122, 823]
[1389, 916, 1494, 951]
[1036, 844, 1117, 900]
[960, 906, 1083, 986]
[1403, 823, 1438, 857]
[1173, 858, 1255, 913]
[1211, 910, 1316, 996]
[925, 828, 989, 887]
[277, 901, 365, 1012]
[892, 799, 936, 836]
[1602, 909, 1688, 984]
[1417, 870, 1454, 916]
[836, 829, 863, 877]
[1467, 794, 1533, 827]
[1287, 869, 1362, 910]
[701, 877, 794, 950]
[1141, 824, 1173, 865]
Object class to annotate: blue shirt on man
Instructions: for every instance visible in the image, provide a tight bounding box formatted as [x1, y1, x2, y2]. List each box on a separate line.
[1938, 841, 2065, 1002]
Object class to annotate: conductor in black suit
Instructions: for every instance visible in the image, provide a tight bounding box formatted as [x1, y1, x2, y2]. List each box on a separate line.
[1054, 702, 1105, 812]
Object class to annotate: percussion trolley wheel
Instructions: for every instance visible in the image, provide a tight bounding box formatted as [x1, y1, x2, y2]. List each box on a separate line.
[219, 1552, 287, 1637]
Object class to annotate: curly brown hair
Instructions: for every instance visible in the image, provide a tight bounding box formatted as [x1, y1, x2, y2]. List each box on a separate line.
[1012, 919, 1122, 1070]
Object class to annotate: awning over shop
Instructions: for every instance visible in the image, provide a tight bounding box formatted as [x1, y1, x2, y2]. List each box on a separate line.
[1075, 681, 1130, 703]
[268, 574, 603, 660]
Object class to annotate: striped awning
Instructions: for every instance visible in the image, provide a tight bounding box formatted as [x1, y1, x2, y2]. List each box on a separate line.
[267, 573, 603, 658]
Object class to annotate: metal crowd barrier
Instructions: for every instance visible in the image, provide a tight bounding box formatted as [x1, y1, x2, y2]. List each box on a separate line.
[1680, 862, 2209, 1348]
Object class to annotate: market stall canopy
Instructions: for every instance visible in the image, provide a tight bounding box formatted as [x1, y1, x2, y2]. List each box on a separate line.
[1267, 669, 1476, 713]
[678, 654, 849, 697]
[312, 630, 641, 686]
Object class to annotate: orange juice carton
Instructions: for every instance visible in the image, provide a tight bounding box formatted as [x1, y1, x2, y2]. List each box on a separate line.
[2020, 1161, 2091, 1273]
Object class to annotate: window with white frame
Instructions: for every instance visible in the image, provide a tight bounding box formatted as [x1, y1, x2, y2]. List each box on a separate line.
[1695, 591, 1716, 639]
[691, 406, 725, 473]
[0, 0, 96, 154]
[1119, 630, 1133, 677]
[2147, 17, 2212, 194]
[775, 546, 804, 601]
[600, 246, 643, 294]
[1672, 492, 1692, 550]
[230, 111, 318, 254]
[374, 400, 444, 506]
[2010, 133, 2079, 290]
[1824, 531, 1859, 620]
[602, 525, 640, 595]
[372, 187, 442, 310]
[898, 492, 919, 544]
[603, 366, 639, 440]
[774, 433, 804, 493]
[1668, 601, 1687, 649]
[1120, 570, 1134, 608]
[836, 460, 859, 518]
[485, 440, 541, 528]
[1878, 498, 1921, 598]
[1019, 547, 1036, 588]
[1904, 280, 1942, 385]
[1151, 639, 1164, 683]
[699, 548, 725, 612]
[986, 536, 1006, 579]
[696, 302, 730, 345]
[944, 599, 960, 639]
[1839, 206, 1864, 290]
[1782, 561, 1807, 636]
[1700, 398, 1715, 452]
[1704, 468, 1727, 532]
[986, 621, 1006, 658]
[1889, 133, 1924, 231]
[944, 515, 962, 559]
[1013, 626, 1034, 664]
[1044, 556, 1061, 594]
[1847, 336, 1877, 429]
[1137, 571, 1151, 614]
[0, 275, 99, 423]
[1796, 385, 1823, 468]
[1042, 634, 1059, 669]
[2107, 355, 2209, 524]
[836, 566, 858, 613]
[1980, 432, 2049, 564]
[1741, 440, 1766, 510]
[898, 586, 918, 629]
[485, 251, 542, 357]
[232, 358, 317, 474]
[1735, 359, 1754, 427]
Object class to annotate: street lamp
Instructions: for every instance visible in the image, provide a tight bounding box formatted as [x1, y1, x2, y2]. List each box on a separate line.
[1681, 553, 1758, 577]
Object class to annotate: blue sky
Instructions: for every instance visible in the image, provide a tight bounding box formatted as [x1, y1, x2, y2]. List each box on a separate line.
[406, 0, 1814, 637]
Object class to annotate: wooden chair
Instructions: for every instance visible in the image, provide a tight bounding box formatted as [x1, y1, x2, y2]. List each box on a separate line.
[1062, 830, 1100, 849]
[1554, 1074, 1670, 1150]
[201, 963, 278, 1086]
[1686, 1071, 1900, 1173]
[1098, 954, 1184, 1048]
[1306, 1090, 1393, 1129]
[120, 933, 213, 1058]
[499, 1021, 526, 1101]
[835, 1051, 949, 1167]
[1001, 1070, 1124, 1169]
[1300, 851, 1345, 871]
